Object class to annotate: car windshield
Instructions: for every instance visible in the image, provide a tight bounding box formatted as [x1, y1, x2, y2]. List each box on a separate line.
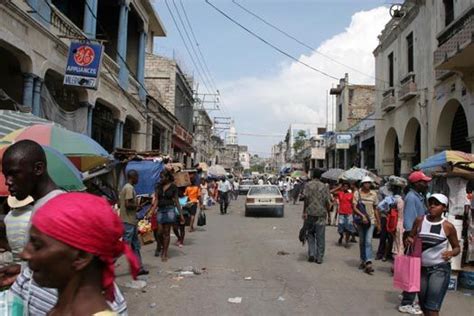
[248, 186, 280, 196]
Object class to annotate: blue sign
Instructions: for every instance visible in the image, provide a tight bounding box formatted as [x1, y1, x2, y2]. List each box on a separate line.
[64, 41, 104, 89]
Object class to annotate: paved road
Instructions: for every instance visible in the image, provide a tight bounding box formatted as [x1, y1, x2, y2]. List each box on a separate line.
[116, 196, 473, 315]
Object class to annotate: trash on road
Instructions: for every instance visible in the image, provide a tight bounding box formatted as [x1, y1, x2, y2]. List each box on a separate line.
[178, 271, 194, 276]
[277, 250, 290, 255]
[149, 303, 157, 308]
[273, 226, 277, 230]
[172, 276, 184, 282]
[278, 296, 285, 301]
[244, 276, 252, 281]
[124, 280, 147, 289]
[228, 297, 242, 304]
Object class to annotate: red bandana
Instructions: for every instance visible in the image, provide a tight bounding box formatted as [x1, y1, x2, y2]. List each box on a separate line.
[32, 192, 139, 300]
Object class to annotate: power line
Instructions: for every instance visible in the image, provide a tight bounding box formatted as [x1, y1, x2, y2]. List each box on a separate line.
[231, 0, 388, 85]
[177, 0, 232, 117]
[164, 0, 212, 94]
[205, 0, 339, 81]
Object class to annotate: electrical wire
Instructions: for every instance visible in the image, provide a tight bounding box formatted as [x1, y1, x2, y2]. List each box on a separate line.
[164, 0, 213, 94]
[205, 0, 339, 81]
[231, 0, 389, 85]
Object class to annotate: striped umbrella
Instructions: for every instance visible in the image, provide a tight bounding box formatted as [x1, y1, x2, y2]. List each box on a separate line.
[0, 144, 85, 196]
[0, 110, 58, 138]
[1, 124, 110, 172]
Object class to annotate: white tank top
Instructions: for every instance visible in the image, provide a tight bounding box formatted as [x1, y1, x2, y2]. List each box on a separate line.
[420, 217, 449, 267]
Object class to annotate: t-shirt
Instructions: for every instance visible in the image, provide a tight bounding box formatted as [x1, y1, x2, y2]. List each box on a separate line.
[218, 180, 231, 193]
[156, 183, 178, 208]
[5, 205, 33, 262]
[185, 186, 201, 203]
[353, 190, 379, 224]
[337, 191, 353, 215]
[303, 180, 331, 217]
[119, 183, 137, 225]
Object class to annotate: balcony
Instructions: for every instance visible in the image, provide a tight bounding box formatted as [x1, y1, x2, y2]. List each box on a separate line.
[434, 6, 474, 71]
[381, 88, 396, 112]
[398, 73, 417, 101]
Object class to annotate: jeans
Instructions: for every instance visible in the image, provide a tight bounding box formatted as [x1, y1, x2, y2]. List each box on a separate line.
[358, 223, 374, 263]
[401, 291, 417, 306]
[307, 218, 326, 261]
[419, 262, 451, 311]
[219, 191, 229, 213]
[123, 222, 143, 267]
[377, 216, 388, 258]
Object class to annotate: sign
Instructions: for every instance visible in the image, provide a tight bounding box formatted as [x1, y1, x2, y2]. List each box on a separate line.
[311, 147, 326, 160]
[64, 41, 104, 89]
[335, 133, 352, 149]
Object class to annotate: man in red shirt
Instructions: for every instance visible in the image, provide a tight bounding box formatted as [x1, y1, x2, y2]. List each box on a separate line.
[332, 182, 355, 247]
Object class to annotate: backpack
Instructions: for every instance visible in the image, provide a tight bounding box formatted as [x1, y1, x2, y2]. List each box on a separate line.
[386, 204, 398, 233]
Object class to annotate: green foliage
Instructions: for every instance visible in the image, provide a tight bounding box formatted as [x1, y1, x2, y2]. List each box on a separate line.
[293, 130, 308, 152]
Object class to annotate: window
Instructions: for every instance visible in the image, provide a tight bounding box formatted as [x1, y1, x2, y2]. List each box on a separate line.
[388, 52, 394, 87]
[443, 0, 454, 26]
[349, 89, 354, 101]
[407, 32, 414, 73]
[338, 103, 343, 122]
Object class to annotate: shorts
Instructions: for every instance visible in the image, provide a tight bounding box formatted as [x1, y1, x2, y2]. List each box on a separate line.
[337, 214, 354, 234]
[189, 203, 198, 216]
[157, 207, 177, 224]
[419, 262, 451, 312]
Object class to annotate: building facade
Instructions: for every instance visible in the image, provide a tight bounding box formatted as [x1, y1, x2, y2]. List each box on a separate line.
[0, 0, 166, 153]
[238, 145, 250, 170]
[145, 53, 194, 165]
[374, 0, 474, 176]
[193, 108, 213, 164]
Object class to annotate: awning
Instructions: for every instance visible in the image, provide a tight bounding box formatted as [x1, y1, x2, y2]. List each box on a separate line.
[0, 110, 58, 138]
[172, 135, 193, 154]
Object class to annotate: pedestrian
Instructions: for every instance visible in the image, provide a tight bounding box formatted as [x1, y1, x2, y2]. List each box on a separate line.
[218, 177, 231, 214]
[398, 171, 432, 315]
[283, 178, 291, 203]
[292, 179, 302, 205]
[391, 184, 406, 258]
[405, 194, 460, 316]
[376, 183, 405, 261]
[233, 178, 240, 200]
[185, 179, 201, 232]
[353, 176, 380, 275]
[173, 188, 190, 247]
[119, 170, 148, 275]
[21, 192, 140, 316]
[0, 140, 127, 315]
[200, 179, 209, 209]
[155, 170, 185, 262]
[302, 169, 331, 264]
[331, 182, 354, 247]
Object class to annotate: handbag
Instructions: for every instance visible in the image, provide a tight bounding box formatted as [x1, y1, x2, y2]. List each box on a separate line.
[353, 191, 370, 227]
[197, 211, 206, 226]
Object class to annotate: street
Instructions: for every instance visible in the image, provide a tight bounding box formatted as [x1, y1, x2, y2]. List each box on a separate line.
[116, 197, 473, 315]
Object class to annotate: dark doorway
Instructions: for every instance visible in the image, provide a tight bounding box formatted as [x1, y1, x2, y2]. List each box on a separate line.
[450, 106, 470, 153]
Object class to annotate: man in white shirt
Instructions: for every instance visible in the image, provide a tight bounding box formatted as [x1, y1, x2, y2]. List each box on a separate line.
[218, 177, 231, 214]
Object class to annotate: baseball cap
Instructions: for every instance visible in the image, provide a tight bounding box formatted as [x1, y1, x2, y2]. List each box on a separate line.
[408, 171, 432, 183]
[428, 193, 448, 206]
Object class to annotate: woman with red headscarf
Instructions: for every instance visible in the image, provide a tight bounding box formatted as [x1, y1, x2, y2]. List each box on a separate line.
[21, 192, 139, 316]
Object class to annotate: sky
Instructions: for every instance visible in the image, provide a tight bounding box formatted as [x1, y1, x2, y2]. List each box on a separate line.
[152, 0, 392, 157]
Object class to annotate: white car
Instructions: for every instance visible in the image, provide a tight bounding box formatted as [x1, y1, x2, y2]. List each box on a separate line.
[239, 179, 255, 195]
[245, 185, 284, 217]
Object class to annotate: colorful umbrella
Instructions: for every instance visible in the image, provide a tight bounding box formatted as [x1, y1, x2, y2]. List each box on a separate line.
[0, 145, 85, 196]
[415, 150, 474, 171]
[1, 124, 110, 172]
[291, 170, 307, 178]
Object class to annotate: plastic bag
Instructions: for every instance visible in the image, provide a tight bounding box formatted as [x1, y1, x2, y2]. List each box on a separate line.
[0, 290, 24, 316]
[197, 212, 206, 227]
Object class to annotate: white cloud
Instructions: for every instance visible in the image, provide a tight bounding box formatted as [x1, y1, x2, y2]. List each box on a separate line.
[220, 6, 391, 155]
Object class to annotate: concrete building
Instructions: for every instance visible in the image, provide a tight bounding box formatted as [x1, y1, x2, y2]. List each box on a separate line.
[374, 0, 474, 176]
[146, 95, 176, 155]
[238, 145, 251, 170]
[270, 141, 287, 173]
[145, 53, 194, 165]
[294, 135, 327, 172]
[285, 123, 325, 161]
[193, 108, 213, 164]
[225, 120, 238, 145]
[0, 0, 166, 153]
[330, 73, 375, 132]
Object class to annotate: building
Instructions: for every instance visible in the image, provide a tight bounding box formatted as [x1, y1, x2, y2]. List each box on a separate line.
[294, 135, 327, 172]
[0, 0, 166, 153]
[145, 53, 194, 166]
[193, 108, 213, 164]
[285, 123, 326, 161]
[238, 145, 251, 170]
[270, 141, 287, 173]
[330, 73, 375, 132]
[225, 120, 238, 145]
[146, 95, 176, 155]
[374, 0, 474, 176]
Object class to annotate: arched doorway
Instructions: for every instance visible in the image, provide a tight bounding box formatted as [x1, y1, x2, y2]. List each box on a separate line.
[402, 118, 422, 170]
[92, 102, 115, 153]
[123, 116, 140, 149]
[436, 99, 470, 153]
[0, 43, 31, 108]
[44, 70, 82, 112]
[383, 128, 401, 176]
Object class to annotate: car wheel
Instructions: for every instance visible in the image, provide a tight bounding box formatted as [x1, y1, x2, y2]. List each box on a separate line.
[245, 208, 249, 217]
